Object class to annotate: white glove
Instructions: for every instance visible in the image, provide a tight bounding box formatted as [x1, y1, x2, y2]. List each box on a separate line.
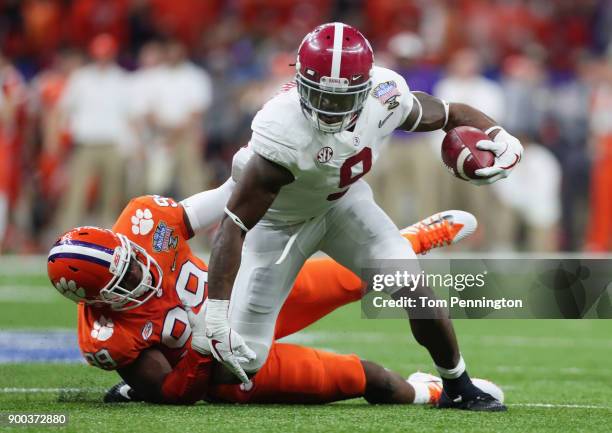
[187, 299, 256, 384]
[471, 127, 523, 185]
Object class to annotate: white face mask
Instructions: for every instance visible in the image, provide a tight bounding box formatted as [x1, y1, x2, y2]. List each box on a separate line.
[99, 234, 163, 311]
[296, 72, 372, 134]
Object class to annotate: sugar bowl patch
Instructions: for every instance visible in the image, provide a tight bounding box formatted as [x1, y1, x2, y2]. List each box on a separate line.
[372, 80, 400, 110]
[152, 221, 179, 253]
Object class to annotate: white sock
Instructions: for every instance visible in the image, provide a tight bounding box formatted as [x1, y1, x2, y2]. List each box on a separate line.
[435, 355, 466, 379]
[407, 380, 431, 404]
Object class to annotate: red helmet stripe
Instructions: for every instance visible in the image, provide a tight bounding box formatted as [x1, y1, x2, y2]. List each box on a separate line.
[330, 22, 344, 78]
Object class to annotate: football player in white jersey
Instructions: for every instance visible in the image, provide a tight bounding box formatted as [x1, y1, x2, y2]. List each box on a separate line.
[198, 23, 523, 411]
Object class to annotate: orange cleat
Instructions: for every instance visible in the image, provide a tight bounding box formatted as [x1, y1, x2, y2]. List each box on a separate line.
[400, 210, 477, 255]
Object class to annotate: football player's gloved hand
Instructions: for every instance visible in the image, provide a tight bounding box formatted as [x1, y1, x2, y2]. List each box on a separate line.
[471, 127, 523, 185]
[187, 299, 256, 384]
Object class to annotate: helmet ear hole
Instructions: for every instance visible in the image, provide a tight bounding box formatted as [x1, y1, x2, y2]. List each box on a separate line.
[68, 266, 79, 272]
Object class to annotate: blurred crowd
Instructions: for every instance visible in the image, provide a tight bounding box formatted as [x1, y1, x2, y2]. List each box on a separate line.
[0, 0, 611, 253]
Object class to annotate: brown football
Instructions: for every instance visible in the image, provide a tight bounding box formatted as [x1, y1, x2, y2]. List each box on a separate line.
[441, 126, 495, 181]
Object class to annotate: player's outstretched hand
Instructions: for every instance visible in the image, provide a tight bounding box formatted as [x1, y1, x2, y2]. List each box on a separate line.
[471, 127, 523, 185]
[187, 299, 256, 384]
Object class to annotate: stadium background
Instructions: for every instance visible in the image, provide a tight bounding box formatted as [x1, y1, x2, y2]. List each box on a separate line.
[0, 0, 611, 253]
[0, 1, 611, 432]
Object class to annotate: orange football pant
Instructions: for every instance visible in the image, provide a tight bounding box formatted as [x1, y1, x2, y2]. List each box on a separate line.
[209, 232, 420, 404]
[209, 258, 366, 403]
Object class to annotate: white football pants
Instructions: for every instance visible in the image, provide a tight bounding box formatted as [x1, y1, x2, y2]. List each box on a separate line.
[228, 180, 419, 372]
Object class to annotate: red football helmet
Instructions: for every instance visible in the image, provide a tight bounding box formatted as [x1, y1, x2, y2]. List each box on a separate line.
[296, 22, 374, 133]
[47, 226, 162, 310]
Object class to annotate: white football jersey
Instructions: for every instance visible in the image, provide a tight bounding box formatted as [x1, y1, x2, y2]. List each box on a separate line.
[232, 66, 413, 225]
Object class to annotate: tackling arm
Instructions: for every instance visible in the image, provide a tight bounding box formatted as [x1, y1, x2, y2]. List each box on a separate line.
[117, 347, 213, 405]
[180, 177, 236, 238]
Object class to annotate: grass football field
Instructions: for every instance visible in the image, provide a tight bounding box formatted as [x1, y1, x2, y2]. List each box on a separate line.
[1, 262, 611, 432]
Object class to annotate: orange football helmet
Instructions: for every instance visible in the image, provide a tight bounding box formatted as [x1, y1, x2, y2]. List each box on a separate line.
[47, 226, 162, 310]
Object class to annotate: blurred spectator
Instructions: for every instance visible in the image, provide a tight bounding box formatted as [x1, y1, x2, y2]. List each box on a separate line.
[544, 58, 593, 251]
[368, 32, 445, 228]
[28, 48, 84, 240]
[67, 0, 129, 51]
[433, 48, 512, 250]
[0, 0, 609, 253]
[494, 139, 561, 252]
[127, 40, 165, 197]
[0, 52, 27, 251]
[54, 34, 130, 232]
[146, 39, 212, 199]
[434, 48, 505, 119]
[586, 54, 612, 252]
[500, 54, 548, 139]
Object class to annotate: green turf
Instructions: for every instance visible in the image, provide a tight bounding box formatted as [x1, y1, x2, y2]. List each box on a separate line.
[1, 275, 612, 432]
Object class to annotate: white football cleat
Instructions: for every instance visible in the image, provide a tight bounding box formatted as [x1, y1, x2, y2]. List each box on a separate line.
[400, 210, 477, 255]
[407, 371, 443, 405]
[407, 371, 505, 405]
[472, 378, 505, 403]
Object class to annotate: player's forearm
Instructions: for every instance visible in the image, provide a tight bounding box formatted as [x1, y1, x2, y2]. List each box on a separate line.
[180, 178, 236, 234]
[207, 216, 246, 300]
[159, 349, 214, 404]
[445, 103, 498, 137]
[118, 348, 213, 405]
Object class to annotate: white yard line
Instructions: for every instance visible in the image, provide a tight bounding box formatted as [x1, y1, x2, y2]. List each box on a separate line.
[1, 388, 610, 411]
[509, 403, 611, 410]
[0, 387, 105, 393]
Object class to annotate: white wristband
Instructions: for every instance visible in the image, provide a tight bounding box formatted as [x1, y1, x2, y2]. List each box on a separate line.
[441, 99, 450, 129]
[407, 94, 423, 132]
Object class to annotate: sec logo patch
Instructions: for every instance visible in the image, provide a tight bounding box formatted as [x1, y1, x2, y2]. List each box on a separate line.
[316, 146, 334, 163]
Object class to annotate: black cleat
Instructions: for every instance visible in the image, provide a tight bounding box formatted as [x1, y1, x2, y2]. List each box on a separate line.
[103, 381, 142, 403]
[437, 389, 507, 412]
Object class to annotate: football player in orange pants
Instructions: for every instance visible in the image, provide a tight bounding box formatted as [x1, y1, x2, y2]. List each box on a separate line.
[586, 135, 612, 251]
[48, 187, 500, 406]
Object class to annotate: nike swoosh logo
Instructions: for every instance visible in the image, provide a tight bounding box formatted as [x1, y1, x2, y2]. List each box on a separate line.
[211, 339, 223, 359]
[378, 112, 394, 128]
